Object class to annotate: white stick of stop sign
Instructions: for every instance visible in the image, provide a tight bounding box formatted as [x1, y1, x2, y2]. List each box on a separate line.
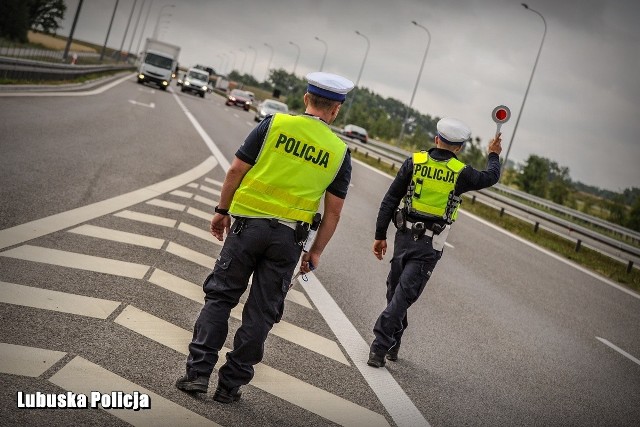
[492, 105, 511, 138]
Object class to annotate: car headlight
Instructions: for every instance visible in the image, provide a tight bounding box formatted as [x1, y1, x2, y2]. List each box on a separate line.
[202, 85, 207, 90]
[229, 96, 236, 101]
[184, 81, 190, 86]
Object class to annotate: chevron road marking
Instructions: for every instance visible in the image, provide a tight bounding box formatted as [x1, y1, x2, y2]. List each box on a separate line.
[0, 343, 66, 377]
[147, 269, 348, 365]
[114, 210, 177, 228]
[0, 281, 120, 319]
[115, 305, 388, 427]
[69, 224, 165, 249]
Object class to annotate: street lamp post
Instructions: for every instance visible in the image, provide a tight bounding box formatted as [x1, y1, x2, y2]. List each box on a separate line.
[314, 36, 328, 71]
[128, 0, 146, 55]
[248, 45, 257, 78]
[229, 50, 237, 73]
[342, 30, 370, 126]
[152, 4, 174, 39]
[100, 0, 119, 61]
[134, 0, 153, 55]
[399, 20, 431, 144]
[501, 3, 547, 174]
[289, 41, 300, 75]
[117, 0, 138, 60]
[263, 43, 274, 82]
[239, 49, 246, 74]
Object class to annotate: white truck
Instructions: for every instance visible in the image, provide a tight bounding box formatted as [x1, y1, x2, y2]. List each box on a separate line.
[137, 38, 181, 90]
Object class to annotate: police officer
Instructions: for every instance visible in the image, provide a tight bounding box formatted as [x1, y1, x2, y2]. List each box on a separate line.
[176, 72, 354, 402]
[367, 117, 502, 367]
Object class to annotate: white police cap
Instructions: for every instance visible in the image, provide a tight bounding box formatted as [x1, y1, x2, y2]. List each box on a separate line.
[305, 72, 354, 102]
[436, 117, 471, 145]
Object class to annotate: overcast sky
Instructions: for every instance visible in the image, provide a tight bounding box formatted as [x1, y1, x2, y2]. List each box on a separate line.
[60, 0, 640, 193]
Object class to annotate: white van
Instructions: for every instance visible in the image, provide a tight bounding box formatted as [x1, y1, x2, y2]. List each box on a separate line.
[180, 67, 209, 98]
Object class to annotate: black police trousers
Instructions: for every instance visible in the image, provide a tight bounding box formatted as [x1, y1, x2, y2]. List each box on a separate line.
[371, 227, 442, 354]
[185, 217, 302, 389]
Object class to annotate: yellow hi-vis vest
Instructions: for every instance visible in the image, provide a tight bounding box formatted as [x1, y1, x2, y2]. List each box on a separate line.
[230, 113, 347, 223]
[408, 152, 465, 221]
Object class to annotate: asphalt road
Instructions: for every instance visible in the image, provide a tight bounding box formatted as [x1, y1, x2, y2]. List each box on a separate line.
[0, 74, 638, 427]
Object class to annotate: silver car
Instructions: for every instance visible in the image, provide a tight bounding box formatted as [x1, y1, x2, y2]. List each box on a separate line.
[255, 99, 289, 122]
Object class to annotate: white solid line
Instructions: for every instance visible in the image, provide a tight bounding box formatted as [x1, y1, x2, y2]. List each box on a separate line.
[165, 242, 215, 268]
[194, 194, 216, 207]
[146, 198, 186, 212]
[147, 269, 348, 365]
[0, 157, 216, 250]
[459, 211, 640, 300]
[596, 337, 640, 366]
[172, 92, 231, 171]
[0, 343, 66, 377]
[177, 222, 222, 246]
[204, 177, 223, 187]
[301, 273, 430, 427]
[0, 281, 120, 319]
[0, 245, 149, 279]
[0, 73, 135, 97]
[169, 190, 193, 199]
[68, 224, 165, 249]
[49, 356, 221, 427]
[114, 210, 177, 228]
[115, 305, 388, 427]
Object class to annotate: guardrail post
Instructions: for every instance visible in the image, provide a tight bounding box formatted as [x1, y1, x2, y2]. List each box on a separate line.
[534, 222, 539, 233]
[500, 207, 505, 217]
[626, 261, 633, 273]
[471, 195, 476, 204]
[575, 239, 582, 252]
[364, 152, 368, 158]
[377, 157, 381, 163]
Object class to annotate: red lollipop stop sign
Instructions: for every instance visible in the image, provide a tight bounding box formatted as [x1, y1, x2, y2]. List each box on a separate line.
[492, 105, 511, 137]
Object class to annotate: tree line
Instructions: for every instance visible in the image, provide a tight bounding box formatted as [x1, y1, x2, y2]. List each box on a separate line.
[231, 69, 639, 232]
[0, 0, 66, 42]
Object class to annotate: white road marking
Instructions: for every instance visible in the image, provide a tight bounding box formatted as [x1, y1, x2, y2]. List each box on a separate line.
[286, 288, 313, 309]
[115, 306, 388, 427]
[128, 99, 155, 108]
[0, 245, 149, 279]
[0, 73, 135, 97]
[50, 356, 220, 427]
[194, 195, 216, 207]
[186, 206, 212, 221]
[0, 157, 216, 250]
[146, 198, 186, 212]
[301, 273, 430, 427]
[169, 190, 194, 199]
[69, 224, 165, 249]
[177, 222, 222, 246]
[204, 177, 223, 187]
[148, 269, 348, 365]
[0, 343, 66, 377]
[0, 281, 120, 319]
[198, 184, 221, 197]
[172, 92, 231, 171]
[165, 242, 215, 268]
[187, 183, 198, 189]
[114, 210, 177, 228]
[596, 337, 640, 366]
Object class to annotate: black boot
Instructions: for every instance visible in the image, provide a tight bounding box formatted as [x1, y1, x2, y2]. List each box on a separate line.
[386, 344, 400, 361]
[175, 372, 209, 393]
[367, 351, 386, 368]
[213, 384, 242, 404]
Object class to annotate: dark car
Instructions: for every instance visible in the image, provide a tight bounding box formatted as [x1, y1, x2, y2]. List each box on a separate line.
[225, 89, 253, 111]
[343, 124, 368, 143]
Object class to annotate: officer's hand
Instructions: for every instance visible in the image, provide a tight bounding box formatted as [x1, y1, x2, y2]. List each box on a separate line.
[373, 240, 387, 260]
[300, 251, 319, 274]
[488, 132, 502, 155]
[210, 214, 231, 241]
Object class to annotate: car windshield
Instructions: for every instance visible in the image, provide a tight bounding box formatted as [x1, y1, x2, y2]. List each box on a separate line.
[231, 90, 248, 98]
[145, 52, 173, 69]
[188, 71, 207, 81]
[265, 102, 287, 112]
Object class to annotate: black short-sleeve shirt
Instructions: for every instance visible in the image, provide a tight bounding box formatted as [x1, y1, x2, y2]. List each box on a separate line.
[235, 115, 352, 199]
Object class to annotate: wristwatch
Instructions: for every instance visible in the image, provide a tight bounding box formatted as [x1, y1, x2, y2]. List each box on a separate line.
[214, 206, 229, 215]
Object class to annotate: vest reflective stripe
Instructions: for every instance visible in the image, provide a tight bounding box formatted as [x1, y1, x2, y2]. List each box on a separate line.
[409, 152, 465, 220]
[230, 113, 347, 223]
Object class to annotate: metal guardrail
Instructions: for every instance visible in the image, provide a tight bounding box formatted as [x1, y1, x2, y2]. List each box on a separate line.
[339, 134, 639, 270]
